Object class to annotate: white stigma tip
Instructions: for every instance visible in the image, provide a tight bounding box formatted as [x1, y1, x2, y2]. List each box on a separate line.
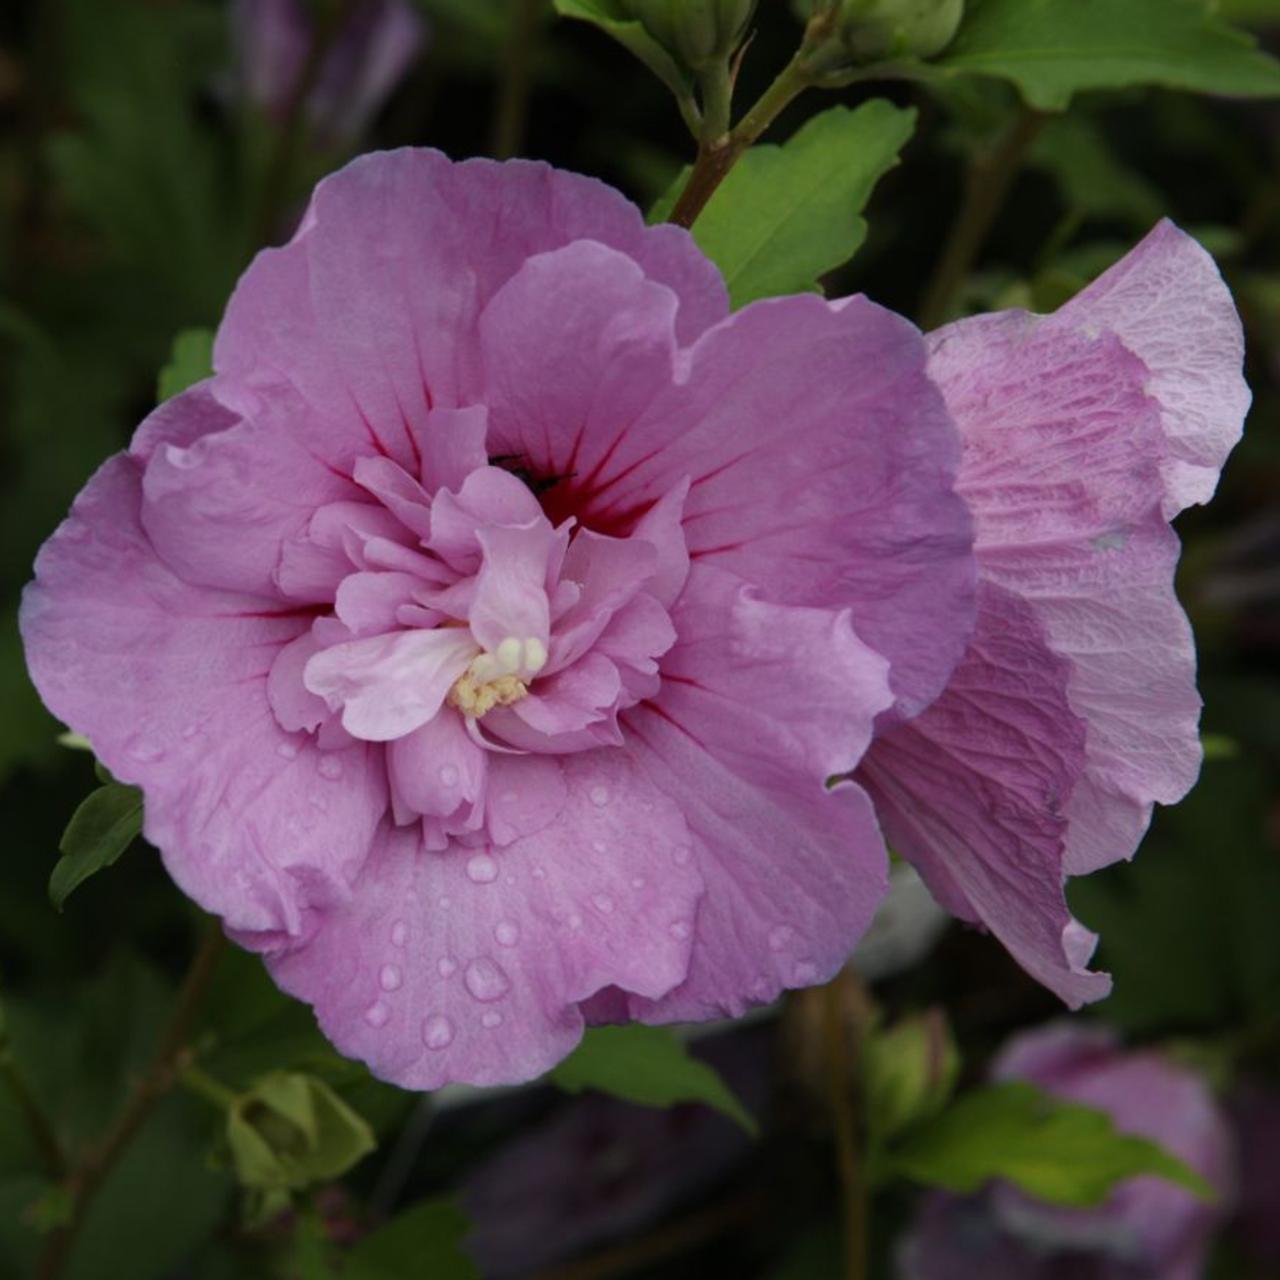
[495, 636, 523, 674]
[523, 637, 548, 674]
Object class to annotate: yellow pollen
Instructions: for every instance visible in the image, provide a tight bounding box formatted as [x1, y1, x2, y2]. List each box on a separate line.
[448, 670, 528, 718]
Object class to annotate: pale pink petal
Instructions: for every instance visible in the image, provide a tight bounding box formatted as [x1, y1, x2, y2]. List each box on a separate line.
[1059, 220, 1250, 516]
[265, 752, 704, 1089]
[304, 628, 477, 741]
[428, 468, 543, 573]
[20, 457, 384, 935]
[214, 150, 725, 477]
[859, 584, 1110, 1006]
[618, 564, 894, 1020]
[930, 311, 1203, 877]
[353, 455, 433, 538]
[469, 524, 556, 655]
[416, 405, 489, 493]
[268, 631, 329, 733]
[334, 571, 430, 636]
[387, 708, 486, 819]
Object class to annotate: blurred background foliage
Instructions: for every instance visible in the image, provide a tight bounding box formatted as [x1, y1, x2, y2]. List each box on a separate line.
[1, 1, 1279, 1277]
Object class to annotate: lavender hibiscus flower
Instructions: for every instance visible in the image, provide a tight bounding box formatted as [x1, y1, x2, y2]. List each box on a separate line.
[21, 149, 1248, 1088]
[21, 149, 973, 1087]
[901, 1023, 1235, 1280]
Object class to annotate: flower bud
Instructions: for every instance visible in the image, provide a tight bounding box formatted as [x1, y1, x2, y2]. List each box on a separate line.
[226, 1072, 376, 1213]
[798, 0, 964, 69]
[624, 0, 756, 69]
[863, 1008, 959, 1139]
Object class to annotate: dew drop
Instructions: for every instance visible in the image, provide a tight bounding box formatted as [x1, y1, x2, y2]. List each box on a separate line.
[364, 1000, 390, 1028]
[276, 741, 299, 760]
[318, 755, 343, 781]
[464, 956, 511, 1002]
[532, 866, 547, 880]
[669, 920, 691, 940]
[181, 721, 202, 741]
[390, 920, 408, 948]
[422, 1014, 455, 1049]
[591, 839, 607, 855]
[592, 893, 614, 915]
[379, 964, 403, 992]
[567, 912, 583, 930]
[631, 876, 646, 889]
[672, 844, 693, 867]
[589, 785, 609, 807]
[439, 764, 459, 787]
[768, 925, 794, 953]
[494, 920, 520, 947]
[438, 895, 452, 910]
[481, 1010, 503, 1029]
[128, 740, 163, 764]
[466, 853, 498, 884]
[501, 790, 518, 805]
[437, 956, 457, 978]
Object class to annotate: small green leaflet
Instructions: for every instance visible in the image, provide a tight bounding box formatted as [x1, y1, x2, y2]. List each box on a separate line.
[653, 102, 916, 308]
[885, 1081, 1215, 1206]
[50, 782, 144, 911]
[157, 328, 214, 402]
[935, 0, 1280, 111]
[551, 1025, 758, 1135]
[342, 1197, 478, 1280]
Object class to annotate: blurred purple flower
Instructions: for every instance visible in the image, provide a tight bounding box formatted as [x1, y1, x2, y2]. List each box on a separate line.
[233, 0, 425, 143]
[901, 1024, 1235, 1280]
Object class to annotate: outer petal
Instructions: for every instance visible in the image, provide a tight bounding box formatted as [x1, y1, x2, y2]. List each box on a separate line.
[20, 457, 385, 935]
[620, 564, 895, 1020]
[930, 311, 1205, 877]
[136, 384, 355, 599]
[860, 584, 1109, 1006]
[213, 148, 726, 477]
[481, 260, 973, 718]
[1058, 219, 1250, 516]
[266, 752, 704, 1088]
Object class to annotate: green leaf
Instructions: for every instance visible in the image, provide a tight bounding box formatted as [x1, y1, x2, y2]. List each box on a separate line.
[550, 1025, 757, 1134]
[343, 1197, 478, 1280]
[935, 0, 1280, 110]
[157, 328, 214, 401]
[553, 0, 692, 100]
[886, 1082, 1214, 1205]
[50, 783, 144, 911]
[651, 102, 916, 308]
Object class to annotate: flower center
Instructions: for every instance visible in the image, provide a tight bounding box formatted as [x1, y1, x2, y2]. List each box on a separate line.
[447, 634, 548, 718]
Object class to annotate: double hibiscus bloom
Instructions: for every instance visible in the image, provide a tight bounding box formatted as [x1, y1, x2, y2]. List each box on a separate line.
[22, 150, 1247, 1088]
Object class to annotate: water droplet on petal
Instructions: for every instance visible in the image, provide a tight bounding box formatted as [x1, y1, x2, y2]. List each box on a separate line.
[466, 853, 498, 884]
[390, 920, 408, 947]
[567, 912, 583, 930]
[364, 1000, 390, 1028]
[379, 964, 402, 992]
[439, 764, 459, 787]
[532, 866, 546, 880]
[631, 876, 646, 889]
[591, 839, 607, 855]
[464, 956, 510, 1002]
[181, 721, 202, 740]
[422, 1014, 455, 1049]
[481, 1010, 503, 1029]
[589, 785, 609, 807]
[592, 893, 614, 915]
[129, 740, 163, 763]
[768, 925, 794, 953]
[318, 755, 343, 781]
[437, 956, 457, 978]
[669, 920, 691, 940]
[494, 920, 520, 947]
[438, 895, 452, 910]
[276, 742, 298, 760]
[672, 844, 693, 867]
[501, 790, 518, 805]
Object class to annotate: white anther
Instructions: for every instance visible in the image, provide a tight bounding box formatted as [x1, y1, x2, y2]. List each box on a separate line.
[494, 636, 524, 675]
[523, 637, 548, 675]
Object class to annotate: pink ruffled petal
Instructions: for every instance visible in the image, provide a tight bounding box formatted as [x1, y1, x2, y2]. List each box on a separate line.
[265, 752, 704, 1089]
[619, 564, 895, 1020]
[1058, 220, 1250, 516]
[416, 405, 489, 493]
[215, 150, 725, 476]
[387, 708, 486, 819]
[352, 455, 433, 539]
[304, 628, 477, 741]
[267, 630, 329, 733]
[469, 524, 556, 655]
[334, 571, 430, 637]
[428, 468, 543, 573]
[20, 457, 385, 935]
[859, 583, 1110, 1007]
